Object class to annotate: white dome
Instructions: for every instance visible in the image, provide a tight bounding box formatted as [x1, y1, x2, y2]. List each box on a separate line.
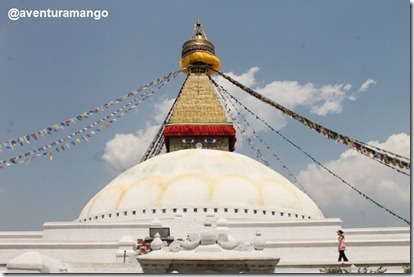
[79, 149, 323, 221]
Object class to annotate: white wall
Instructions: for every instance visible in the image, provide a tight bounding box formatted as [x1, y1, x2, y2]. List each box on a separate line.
[0, 217, 410, 270]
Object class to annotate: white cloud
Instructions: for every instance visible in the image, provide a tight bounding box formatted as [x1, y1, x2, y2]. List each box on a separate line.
[309, 83, 351, 115]
[102, 97, 173, 172]
[225, 66, 259, 88]
[359, 78, 377, 92]
[310, 100, 343, 116]
[102, 124, 160, 172]
[297, 133, 410, 227]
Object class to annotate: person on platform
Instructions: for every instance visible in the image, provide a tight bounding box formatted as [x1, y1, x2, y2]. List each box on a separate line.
[337, 230, 349, 262]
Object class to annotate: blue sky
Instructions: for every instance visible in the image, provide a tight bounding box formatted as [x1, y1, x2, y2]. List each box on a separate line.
[0, 0, 410, 231]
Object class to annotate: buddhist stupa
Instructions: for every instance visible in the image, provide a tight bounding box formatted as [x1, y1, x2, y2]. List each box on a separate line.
[79, 20, 322, 224]
[0, 21, 409, 274]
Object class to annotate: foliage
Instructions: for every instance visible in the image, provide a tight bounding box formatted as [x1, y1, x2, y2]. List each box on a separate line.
[319, 266, 349, 274]
[319, 263, 349, 274]
[403, 265, 410, 273]
[320, 264, 387, 274]
[357, 266, 386, 274]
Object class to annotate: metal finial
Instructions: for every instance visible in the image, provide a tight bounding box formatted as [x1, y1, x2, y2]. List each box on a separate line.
[190, 20, 208, 40]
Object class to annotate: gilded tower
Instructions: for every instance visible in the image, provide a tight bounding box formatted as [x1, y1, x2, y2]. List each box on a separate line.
[163, 21, 236, 152]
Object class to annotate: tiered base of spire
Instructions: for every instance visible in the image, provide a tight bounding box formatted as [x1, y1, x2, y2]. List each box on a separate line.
[163, 73, 236, 153]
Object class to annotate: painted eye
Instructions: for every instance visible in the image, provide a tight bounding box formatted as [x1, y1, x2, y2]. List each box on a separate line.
[203, 138, 217, 144]
[182, 138, 195, 144]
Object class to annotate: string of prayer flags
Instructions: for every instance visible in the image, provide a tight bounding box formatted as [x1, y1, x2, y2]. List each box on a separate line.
[213, 69, 410, 174]
[0, 69, 182, 169]
[0, 70, 182, 152]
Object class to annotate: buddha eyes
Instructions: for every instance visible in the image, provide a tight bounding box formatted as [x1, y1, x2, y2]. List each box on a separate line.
[203, 138, 216, 144]
[181, 138, 217, 144]
[182, 138, 195, 144]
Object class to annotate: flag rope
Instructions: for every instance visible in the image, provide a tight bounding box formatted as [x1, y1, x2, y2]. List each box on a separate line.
[211, 69, 410, 174]
[139, 76, 190, 163]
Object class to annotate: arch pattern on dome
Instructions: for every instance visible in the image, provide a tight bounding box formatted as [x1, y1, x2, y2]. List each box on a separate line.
[79, 149, 323, 221]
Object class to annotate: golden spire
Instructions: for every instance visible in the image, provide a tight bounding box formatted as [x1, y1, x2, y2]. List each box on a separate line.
[180, 20, 221, 75]
[163, 21, 236, 153]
